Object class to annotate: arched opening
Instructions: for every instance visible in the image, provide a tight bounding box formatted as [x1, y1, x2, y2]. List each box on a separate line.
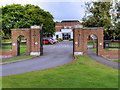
[87, 34, 98, 56]
[17, 35, 27, 56]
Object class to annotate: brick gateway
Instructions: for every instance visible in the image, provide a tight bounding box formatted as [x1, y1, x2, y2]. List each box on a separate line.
[11, 25, 119, 58]
[73, 25, 120, 57]
[11, 26, 43, 56]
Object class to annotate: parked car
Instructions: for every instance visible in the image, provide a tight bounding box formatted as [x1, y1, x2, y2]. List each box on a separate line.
[49, 39, 56, 44]
[50, 38, 58, 43]
[43, 38, 54, 44]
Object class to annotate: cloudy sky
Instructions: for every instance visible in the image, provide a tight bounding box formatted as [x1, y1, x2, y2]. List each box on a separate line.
[0, 0, 116, 22]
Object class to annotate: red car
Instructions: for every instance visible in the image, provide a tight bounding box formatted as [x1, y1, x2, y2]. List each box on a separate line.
[43, 38, 54, 44]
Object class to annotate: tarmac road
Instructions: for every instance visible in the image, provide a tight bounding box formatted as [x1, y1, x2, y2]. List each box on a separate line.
[2, 41, 74, 76]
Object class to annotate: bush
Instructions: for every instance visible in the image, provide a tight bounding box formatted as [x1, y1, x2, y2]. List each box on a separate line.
[60, 38, 63, 41]
[69, 38, 73, 41]
[56, 38, 58, 40]
[69, 38, 71, 41]
[57, 38, 63, 42]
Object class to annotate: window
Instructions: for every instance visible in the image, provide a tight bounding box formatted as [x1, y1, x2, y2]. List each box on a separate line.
[64, 26, 67, 29]
[56, 35, 59, 38]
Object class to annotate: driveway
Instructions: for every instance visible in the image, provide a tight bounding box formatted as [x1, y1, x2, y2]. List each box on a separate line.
[88, 49, 120, 69]
[2, 41, 74, 76]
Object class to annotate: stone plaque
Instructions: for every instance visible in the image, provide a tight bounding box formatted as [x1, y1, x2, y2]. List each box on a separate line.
[35, 42, 38, 45]
[75, 42, 78, 45]
[13, 43, 16, 46]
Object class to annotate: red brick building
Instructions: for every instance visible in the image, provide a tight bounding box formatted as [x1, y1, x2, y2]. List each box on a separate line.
[53, 20, 82, 40]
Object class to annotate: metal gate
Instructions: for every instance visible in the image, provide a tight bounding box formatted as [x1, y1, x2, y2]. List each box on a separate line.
[17, 40, 20, 56]
[40, 26, 43, 55]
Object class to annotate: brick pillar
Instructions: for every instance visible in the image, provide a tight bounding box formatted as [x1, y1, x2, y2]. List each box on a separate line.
[11, 31, 18, 56]
[30, 26, 42, 55]
[97, 29, 104, 56]
[73, 25, 84, 56]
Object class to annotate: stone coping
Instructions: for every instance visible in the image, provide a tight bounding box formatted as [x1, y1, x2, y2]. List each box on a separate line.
[83, 27, 103, 29]
[11, 28, 30, 30]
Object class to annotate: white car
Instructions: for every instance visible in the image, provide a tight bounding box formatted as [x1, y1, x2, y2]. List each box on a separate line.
[50, 38, 58, 43]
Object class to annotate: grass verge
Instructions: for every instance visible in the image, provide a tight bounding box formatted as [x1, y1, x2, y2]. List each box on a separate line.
[114, 60, 120, 63]
[2, 55, 35, 63]
[2, 39, 11, 43]
[2, 55, 118, 88]
[0, 47, 26, 55]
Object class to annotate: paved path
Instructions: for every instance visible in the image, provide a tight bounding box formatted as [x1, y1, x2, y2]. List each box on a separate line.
[88, 49, 120, 69]
[2, 41, 74, 76]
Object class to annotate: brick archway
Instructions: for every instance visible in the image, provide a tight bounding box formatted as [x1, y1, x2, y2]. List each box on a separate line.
[73, 26, 103, 56]
[11, 30, 30, 56]
[11, 26, 43, 56]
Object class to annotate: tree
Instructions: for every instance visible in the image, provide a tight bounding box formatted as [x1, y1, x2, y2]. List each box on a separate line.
[82, 1, 119, 40]
[115, 1, 120, 40]
[2, 4, 55, 37]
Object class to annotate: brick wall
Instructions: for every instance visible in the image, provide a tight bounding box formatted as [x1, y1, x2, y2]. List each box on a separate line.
[0, 50, 12, 55]
[56, 23, 82, 32]
[102, 49, 120, 55]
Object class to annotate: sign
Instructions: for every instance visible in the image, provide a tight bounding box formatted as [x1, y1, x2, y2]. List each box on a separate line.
[35, 42, 38, 45]
[100, 43, 102, 45]
[13, 43, 16, 46]
[75, 42, 78, 45]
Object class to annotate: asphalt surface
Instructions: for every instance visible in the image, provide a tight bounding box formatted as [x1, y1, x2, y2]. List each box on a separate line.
[2, 41, 119, 76]
[2, 41, 74, 76]
[88, 49, 120, 69]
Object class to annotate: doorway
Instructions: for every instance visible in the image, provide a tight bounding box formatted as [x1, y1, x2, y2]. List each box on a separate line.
[17, 35, 27, 56]
[62, 33, 70, 40]
[87, 34, 98, 56]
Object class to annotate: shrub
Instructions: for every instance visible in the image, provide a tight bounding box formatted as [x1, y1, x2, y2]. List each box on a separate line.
[60, 38, 63, 41]
[69, 38, 71, 41]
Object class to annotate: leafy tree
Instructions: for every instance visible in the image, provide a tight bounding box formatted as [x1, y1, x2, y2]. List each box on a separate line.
[115, 1, 120, 40]
[2, 4, 55, 37]
[82, 1, 119, 40]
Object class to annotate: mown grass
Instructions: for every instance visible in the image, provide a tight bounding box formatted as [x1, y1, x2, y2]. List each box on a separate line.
[2, 39, 11, 43]
[109, 43, 120, 47]
[1, 47, 26, 55]
[2, 56, 118, 88]
[114, 60, 120, 63]
[91, 48, 97, 53]
[2, 56, 35, 62]
[87, 41, 95, 45]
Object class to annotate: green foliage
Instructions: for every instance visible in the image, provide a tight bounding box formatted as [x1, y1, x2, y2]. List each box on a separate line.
[114, 60, 120, 63]
[2, 4, 55, 36]
[56, 38, 63, 42]
[60, 38, 63, 41]
[82, 1, 119, 40]
[69, 38, 71, 41]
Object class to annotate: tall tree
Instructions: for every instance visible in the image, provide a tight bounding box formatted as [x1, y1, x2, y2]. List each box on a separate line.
[82, 1, 119, 40]
[2, 4, 55, 37]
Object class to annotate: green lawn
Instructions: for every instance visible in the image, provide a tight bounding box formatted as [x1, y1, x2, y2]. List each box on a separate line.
[114, 60, 120, 63]
[87, 41, 95, 45]
[2, 55, 35, 63]
[2, 56, 118, 88]
[91, 48, 97, 53]
[1, 46, 26, 55]
[2, 39, 11, 43]
[109, 43, 120, 47]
